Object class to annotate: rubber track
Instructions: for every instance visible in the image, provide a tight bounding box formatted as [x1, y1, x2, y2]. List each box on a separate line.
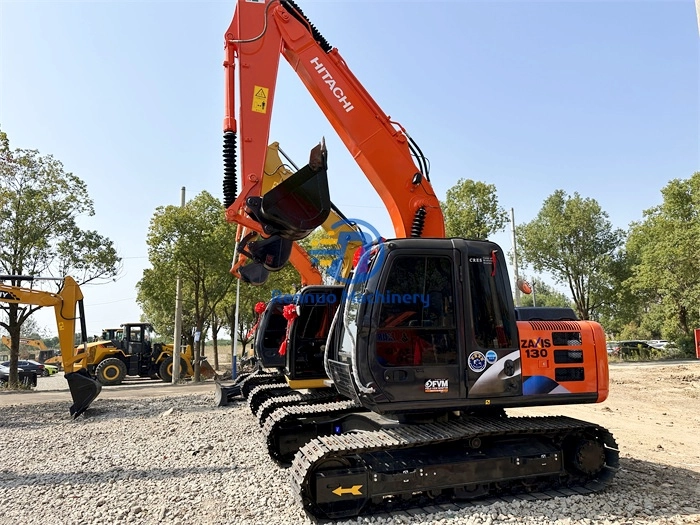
[257, 389, 341, 427]
[263, 400, 362, 463]
[247, 382, 292, 415]
[289, 415, 619, 519]
[239, 371, 285, 399]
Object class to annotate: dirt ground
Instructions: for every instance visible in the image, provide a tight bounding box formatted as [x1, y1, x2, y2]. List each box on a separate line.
[2, 359, 700, 492]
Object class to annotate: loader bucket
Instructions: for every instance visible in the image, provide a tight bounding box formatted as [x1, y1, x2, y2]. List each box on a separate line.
[214, 381, 241, 406]
[256, 143, 331, 240]
[240, 262, 269, 285]
[65, 368, 102, 418]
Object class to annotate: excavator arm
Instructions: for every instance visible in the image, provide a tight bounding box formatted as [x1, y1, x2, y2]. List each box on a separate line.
[21, 338, 48, 351]
[222, 0, 445, 253]
[0, 276, 101, 417]
[2, 336, 49, 352]
[232, 222, 323, 286]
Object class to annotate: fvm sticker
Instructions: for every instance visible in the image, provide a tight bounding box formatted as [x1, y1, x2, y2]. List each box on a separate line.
[468, 351, 487, 373]
[485, 350, 498, 364]
[425, 379, 449, 393]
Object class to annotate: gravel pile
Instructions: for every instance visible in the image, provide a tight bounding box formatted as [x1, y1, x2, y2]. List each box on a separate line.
[0, 390, 698, 525]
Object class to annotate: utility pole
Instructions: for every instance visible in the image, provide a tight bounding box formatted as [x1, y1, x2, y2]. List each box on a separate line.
[232, 277, 241, 378]
[172, 186, 185, 384]
[510, 208, 521, 307]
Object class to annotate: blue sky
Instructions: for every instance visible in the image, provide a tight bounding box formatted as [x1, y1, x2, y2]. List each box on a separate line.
[1, 0, 698, 337]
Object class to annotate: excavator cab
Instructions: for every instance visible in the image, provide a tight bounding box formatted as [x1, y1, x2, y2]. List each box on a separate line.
[327, 238, 521, 416]
[254, 296, 293, 369]
[245, 142, 331, 241]
[284, 285, 343, 387]
[214, 295, 293, 405]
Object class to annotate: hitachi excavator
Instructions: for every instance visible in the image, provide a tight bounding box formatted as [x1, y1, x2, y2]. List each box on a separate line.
[221, 0, 618, 519]
[0, 276, 102, 417]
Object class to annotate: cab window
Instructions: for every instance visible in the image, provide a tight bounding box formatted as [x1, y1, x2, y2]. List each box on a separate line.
[376, 256, 457, 367]
[467, 251, 514, 349]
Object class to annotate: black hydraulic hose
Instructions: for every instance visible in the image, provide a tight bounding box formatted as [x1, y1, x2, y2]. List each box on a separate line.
[223, 131, 238, 208]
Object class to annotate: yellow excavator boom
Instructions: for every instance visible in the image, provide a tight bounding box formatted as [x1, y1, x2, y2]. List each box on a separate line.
[0, 276, 102, 417]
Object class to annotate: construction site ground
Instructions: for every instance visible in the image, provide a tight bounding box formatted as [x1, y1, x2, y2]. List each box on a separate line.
[0, 359, 699, 501]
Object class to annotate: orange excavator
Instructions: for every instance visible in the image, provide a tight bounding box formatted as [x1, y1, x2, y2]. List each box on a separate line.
[0, 276, 101, 417]
[221, 0, 618, 519]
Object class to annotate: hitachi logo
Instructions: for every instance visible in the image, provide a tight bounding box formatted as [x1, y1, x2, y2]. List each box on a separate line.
[310, 57, 354, 113]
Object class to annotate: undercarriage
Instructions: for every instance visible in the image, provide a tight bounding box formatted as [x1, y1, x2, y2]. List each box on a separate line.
[287, 414, 619, 520]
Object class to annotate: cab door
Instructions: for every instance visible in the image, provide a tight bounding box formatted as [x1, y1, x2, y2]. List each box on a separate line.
[462, 242, 522, 399]
[368, 251, 463, 402]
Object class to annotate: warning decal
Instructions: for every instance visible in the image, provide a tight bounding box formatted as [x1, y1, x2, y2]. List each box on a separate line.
[252, 86, 269, 114]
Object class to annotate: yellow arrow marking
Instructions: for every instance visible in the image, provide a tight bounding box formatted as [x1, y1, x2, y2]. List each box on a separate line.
[332, 485, 363, 497]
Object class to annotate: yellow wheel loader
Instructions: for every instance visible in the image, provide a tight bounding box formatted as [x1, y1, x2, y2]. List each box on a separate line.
[0, 275, 101, 417]
[85, 323, 215, 385]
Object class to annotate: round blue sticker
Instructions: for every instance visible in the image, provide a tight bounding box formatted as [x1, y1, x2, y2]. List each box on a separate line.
[485, 350, 498, 364]
[468, 351, 487, 373]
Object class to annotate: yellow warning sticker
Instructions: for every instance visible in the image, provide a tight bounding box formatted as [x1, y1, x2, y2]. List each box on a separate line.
[252, 86, 269, 114]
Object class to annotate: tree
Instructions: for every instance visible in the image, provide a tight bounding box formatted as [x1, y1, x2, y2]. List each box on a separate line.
[516, 190, 624, 320]
[441, 179, 508, 239]
[625, 173, 700, 348]
[220, 261, 300, 362]
[137, 191, 236, 380]
[0, 129, 120, 387]
[517, 277, 573, 308]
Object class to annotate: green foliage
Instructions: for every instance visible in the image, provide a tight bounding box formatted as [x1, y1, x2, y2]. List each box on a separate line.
[625, 172, 700, 340]
[517, 277, 573, 308]
[0, 128, 120, 387]
[441, 179, 508, 240]
[137, 191, 236, 348]
[0, 129, 120, 283]
[671, 334, 697, 358]
[516, 190, 624, 320]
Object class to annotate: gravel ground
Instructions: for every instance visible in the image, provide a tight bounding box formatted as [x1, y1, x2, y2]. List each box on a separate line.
[0, 363, 698, 525]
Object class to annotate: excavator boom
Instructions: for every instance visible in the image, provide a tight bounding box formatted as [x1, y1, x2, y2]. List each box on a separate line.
[223, 0, 444, 253]
[0, 276, 101, 417]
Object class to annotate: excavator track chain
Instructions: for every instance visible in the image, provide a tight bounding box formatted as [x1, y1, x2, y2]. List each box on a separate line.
[247, 382, 293, 415]
[257, 388, 342, 427]
[289, 415, 619, 520]
[262, 399, 362, 466]
[239, 371, 285, 399]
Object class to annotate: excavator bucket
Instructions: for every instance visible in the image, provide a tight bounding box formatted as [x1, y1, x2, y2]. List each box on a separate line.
[240, 262, 269, 285]
[246, 235, 293, 271]
[65, 368, 102, 418]
[199, 358, 216, 380]
[255, 143, 331, 240]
